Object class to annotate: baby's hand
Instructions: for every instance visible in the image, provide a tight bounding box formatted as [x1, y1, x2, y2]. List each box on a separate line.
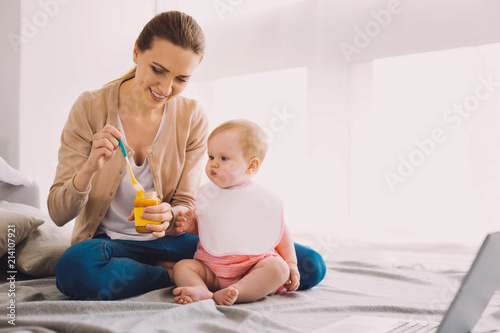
[175, 211, 188, 233]
[175, 209, 197, 235]
[284, 263, 300, 292]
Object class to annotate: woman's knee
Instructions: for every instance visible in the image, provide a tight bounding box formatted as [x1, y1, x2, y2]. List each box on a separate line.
[295, 244, 326, 290]
[56, 246, 83, 297]
[55, 240, 109, 299]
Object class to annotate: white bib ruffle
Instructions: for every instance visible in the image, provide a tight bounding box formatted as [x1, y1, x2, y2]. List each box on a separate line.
[196, 181, 284, 256]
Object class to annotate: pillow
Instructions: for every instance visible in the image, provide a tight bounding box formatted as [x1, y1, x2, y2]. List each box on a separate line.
[0, 181, 40, 208]
[16, 218, 73, 277]
[0, 201, 72, 277]
[0, 208, 44, 257]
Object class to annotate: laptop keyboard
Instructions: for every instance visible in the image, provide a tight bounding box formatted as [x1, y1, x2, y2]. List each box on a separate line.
[386, 321, 439, 333]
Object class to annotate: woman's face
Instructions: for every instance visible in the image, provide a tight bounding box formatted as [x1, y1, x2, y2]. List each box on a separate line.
[133, 38, 201, 108]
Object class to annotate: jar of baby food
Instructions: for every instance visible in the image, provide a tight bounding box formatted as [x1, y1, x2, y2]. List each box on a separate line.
[134, 191, 161, 233]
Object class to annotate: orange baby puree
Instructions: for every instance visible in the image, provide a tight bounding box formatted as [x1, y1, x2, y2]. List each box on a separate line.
[134, 191, 161, 233]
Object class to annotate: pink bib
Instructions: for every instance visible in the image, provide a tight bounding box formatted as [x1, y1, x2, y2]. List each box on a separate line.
[196, 181, 284, 256]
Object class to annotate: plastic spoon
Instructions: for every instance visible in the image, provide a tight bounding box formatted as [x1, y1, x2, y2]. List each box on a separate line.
[118, 139, 145, 193]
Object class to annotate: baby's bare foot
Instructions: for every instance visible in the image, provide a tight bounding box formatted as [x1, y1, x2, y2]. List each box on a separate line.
[173, 287, 213, 305]
[213, 287, 239, 306]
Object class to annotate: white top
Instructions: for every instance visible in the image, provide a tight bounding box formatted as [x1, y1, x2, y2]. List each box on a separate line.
[196, 181, 284, 256]
[97, 106, 166, 240]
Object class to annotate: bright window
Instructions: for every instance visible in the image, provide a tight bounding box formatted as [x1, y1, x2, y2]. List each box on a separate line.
[350, 43, 500, 245]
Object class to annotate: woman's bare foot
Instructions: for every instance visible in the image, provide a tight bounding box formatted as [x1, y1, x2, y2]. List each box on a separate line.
[172, 286, 213, 305]
[213, 287, 239, 306]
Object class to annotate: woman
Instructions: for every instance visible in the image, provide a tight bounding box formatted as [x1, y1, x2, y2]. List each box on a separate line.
[49, 11, 326, 300]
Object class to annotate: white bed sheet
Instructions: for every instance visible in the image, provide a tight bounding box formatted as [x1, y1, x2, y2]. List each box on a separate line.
[1, 239, 499, 333]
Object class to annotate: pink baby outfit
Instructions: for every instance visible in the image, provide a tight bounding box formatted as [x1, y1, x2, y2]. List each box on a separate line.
[194, 181, 284, 289]
[194, 245, 280, 288]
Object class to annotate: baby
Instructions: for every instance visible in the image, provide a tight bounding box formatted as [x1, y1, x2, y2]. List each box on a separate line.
[172, 119, 300, 306]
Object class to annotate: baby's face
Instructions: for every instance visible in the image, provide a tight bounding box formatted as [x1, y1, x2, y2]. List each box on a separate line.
[206, 131, 252, 188]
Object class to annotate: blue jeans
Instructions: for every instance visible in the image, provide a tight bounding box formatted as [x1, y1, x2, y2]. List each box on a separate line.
[55, 233, 326, 300]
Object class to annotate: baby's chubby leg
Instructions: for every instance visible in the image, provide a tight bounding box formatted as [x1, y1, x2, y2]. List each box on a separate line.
[172, 259, 218, 304]
[214, 256, 289, 305]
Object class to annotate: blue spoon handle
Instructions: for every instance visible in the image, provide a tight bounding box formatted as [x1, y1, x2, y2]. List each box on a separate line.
[118, 139, 127, 157]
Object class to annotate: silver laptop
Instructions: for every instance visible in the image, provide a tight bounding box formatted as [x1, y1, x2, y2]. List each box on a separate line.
[313, 231, 500, 333]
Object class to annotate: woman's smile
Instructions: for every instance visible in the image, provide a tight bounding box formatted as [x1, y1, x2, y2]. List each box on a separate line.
[149, 87, 168, 102]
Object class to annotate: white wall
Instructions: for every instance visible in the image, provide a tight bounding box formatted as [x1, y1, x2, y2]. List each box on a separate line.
[3, 0, 500, 245]
[169, 0, 500, 244]
[0, 0, 21, 168]
[16, 0, 156, 208]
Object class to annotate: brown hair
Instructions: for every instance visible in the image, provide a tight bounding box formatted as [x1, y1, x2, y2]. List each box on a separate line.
[111, 11, 205, 83]
[209, 120, 268, 163]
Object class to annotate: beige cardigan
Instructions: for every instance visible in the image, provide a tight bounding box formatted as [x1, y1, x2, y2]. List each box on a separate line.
[47, 80, 209, 244]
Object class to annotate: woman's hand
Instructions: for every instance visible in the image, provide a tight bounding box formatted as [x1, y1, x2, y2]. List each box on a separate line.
[74, 125, 123, 192]
[127, 202, 172, 238]
[85, 125, 123, 174]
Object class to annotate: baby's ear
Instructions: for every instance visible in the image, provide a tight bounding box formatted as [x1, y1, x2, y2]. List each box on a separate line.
[246, 157, 260, 175]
